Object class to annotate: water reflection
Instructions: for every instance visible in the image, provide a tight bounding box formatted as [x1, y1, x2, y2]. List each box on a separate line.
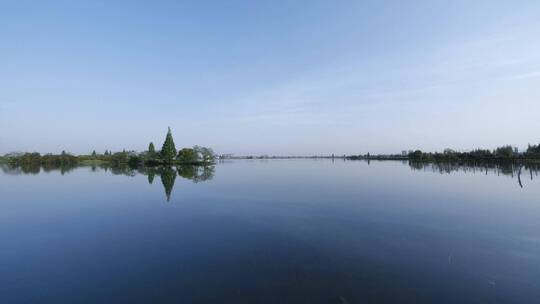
[0, 163, 215, 201]
[409, 160, 540, 188]
[3, 159, 537, 201]
[3, 159, 540, 303]
[159, 167, 177, 202]
[177, 165, 215, 183]
[0, 162, 77, 175]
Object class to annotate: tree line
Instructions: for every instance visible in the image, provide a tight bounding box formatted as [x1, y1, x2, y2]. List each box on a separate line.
[2, 127, 215, 168]
[3, 151, 78, 167]
[345, 143, 540, 162]
[408, 144, 540, 162]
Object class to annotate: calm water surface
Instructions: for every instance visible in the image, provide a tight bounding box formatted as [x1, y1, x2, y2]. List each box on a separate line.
[1, 160, 540, 303]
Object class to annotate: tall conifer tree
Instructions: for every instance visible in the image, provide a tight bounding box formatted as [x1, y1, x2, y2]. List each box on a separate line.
[160, 127, 177, 163]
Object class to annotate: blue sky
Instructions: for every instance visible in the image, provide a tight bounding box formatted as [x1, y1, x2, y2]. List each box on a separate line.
[1, 1, 540, 155]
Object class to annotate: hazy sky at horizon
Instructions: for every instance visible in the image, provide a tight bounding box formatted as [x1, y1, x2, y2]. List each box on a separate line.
[1, 1, 540, 155]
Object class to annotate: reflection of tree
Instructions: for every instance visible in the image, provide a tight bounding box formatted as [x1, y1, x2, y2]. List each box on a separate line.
[410, 159, 427, 170]
[177, 165, 214, 183]
[1, 164, 23, 175]
[196, 166, 215, 182]
[177, 165, 196, 179]
[148, 170, 155, 184]
[20, 163, 41, 175]
[109, 165, 136, 177]
[408, 160, 539, 188]
[2, 163, 77, 175]
[159, 167, 177, 202]
[2, 161, 217, 201]
[138, 167, 156, 184]
[59, 164, 77, 175]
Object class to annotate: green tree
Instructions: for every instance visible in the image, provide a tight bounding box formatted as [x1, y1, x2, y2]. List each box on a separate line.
[92, 150, 97, 157]
[160, 127, 177, 163]
[495, 145, 514, 158]
[148, 142, 156, 153]
[200, 147, 215, 162]
[193, 145, 215, 163]
[409, 150, 423, 160]
[526, 143, 540, 156]
[177, 148, 197, 163]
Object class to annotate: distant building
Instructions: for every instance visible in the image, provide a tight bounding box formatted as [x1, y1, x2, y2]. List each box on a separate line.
[402, 150, 407, 156]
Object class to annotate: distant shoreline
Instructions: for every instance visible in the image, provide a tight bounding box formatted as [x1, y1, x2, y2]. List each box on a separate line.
[3, 142, 540, 165]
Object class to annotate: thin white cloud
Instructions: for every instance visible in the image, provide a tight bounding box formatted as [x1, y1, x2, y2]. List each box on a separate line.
[214, 20, 540, 136]
[506, 71, 540, 80]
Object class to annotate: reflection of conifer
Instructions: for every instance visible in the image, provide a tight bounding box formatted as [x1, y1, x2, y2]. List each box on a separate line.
[160, 167, 177, 202]
[148, 170, 155, 184]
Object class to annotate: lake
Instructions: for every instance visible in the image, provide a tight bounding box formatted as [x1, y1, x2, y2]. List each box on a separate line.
[1, 160, 539, 303]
